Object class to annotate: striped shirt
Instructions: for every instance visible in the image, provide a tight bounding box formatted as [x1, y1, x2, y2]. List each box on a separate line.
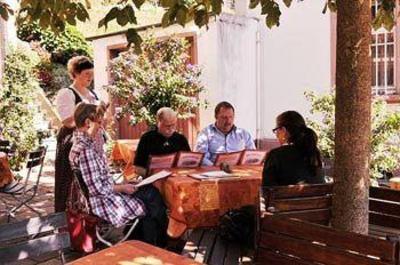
[69, 131, 146, 227]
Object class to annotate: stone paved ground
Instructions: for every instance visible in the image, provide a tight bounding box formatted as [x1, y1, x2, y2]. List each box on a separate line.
[0, 137, 82, 264]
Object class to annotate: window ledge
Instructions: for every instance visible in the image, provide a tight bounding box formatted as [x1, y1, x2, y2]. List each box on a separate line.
[373, 94, 400, 103]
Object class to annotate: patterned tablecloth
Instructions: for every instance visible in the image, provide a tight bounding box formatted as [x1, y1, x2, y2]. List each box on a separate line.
[70, 240, 201, 265]
[152, 165, 262, 238]
[0, 152, 13, 188]
[111, 139, 139, 177]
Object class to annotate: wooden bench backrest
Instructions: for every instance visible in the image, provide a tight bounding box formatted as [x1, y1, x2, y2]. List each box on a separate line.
[0, 212, 70, 263]
[261, 183, 333, 225]
[370, 186, 400, 230]
[257, 216, 400, 265]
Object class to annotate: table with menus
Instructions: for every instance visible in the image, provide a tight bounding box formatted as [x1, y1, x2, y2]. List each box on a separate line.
[151, 165, 263, 238]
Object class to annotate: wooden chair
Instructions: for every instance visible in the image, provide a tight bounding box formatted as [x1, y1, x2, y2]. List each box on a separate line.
[1, 146, 47, 221]
[256, 215, 400, 265]
[369, 186, 400, 238]
[0, 212, 71, 264]
[260, 183, 333, 225]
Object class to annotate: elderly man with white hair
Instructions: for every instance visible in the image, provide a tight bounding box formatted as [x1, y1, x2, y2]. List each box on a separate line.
[134, 107, 191, 177]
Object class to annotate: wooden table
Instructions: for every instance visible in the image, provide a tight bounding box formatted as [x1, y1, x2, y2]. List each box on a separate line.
[0, 152, 13, 188]
[152, 166, 262, 238]
[70, 240, 201, 265]
[111, 139, 139, 177]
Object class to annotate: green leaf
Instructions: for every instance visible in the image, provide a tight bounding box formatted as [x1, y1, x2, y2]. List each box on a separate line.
[117, 7, 129, 25]
[98, 6, 119, 29]
[176, 7, 188, 26]
[39, 11, 51, 28]
[66, 14, 77, 25]
[282, 0, 292, 8]
[132, 0, 146, 9]
[160, 0, 177, 8]
[76, 3, 90, 21]
[0, 7, 9, 21]
[161, 10, 172, 27]
[249, 0, 260, 9]
[126, 28, 143, 53]
[211, 0, 222, 14]
[194, 10, 208, 27]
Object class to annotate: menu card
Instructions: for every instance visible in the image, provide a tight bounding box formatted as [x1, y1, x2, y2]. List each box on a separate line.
[214, 151, 243, 166]
[239, 150, 267, 165]
[176, 151, 205, 168]
[135, 170, 171, 188]
[148, 153, 176, 170]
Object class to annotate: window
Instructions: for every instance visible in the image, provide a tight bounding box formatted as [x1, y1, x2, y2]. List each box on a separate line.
[371, 1, 397, 96]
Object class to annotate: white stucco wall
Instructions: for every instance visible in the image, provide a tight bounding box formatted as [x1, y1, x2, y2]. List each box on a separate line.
[197, 15, 259, 139]
[90, 1, 332, 141]
[257, 1, 332, 138]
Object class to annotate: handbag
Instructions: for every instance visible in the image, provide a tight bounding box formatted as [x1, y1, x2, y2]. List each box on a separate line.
[66, 175, 98, 253]
[218, 205, 256, 248]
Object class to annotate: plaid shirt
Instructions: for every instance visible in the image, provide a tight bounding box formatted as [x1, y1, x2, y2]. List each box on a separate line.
[69, 131, 146, 227]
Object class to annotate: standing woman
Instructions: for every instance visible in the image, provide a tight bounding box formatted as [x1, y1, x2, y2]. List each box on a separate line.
[54, 56, 104, 212]
[262, 111, 325, 186]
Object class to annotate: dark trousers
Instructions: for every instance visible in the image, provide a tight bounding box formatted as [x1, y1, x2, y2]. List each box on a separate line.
[125, 185, 168, 247]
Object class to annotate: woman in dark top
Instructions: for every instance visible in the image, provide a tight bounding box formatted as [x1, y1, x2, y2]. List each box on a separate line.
[262, 111, 325, 186]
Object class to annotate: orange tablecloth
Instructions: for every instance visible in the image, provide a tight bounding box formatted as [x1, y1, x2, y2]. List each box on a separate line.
[70, 240, 200, 265]
[111, 139, 139, 176]
[0, 152, 13, 188]
[153, 166, 262, 238]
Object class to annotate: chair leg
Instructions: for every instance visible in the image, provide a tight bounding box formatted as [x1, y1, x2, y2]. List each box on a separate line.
[118, 218, 139, 244]
[96, 226, 113, 247]
[59, 250, 66, 265]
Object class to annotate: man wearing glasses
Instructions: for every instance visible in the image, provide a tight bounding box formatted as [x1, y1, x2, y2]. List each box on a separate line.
[195, 101, 255, 166]
[134, 107, 191, 177]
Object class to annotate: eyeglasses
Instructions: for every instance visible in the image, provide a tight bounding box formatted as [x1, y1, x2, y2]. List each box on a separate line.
[272, 126, 283, 134]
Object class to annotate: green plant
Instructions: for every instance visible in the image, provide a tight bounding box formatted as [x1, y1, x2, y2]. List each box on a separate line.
[0, 46, 41, 169]
[106, 36, 207, 125]
[305, 90, 400, 179]
[17, 23, 92, 65]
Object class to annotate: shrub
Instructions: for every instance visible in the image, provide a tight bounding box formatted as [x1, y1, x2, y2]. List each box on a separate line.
[106, 36, 207, 125]
[17, 23, 92, 65]
[0, 46, 41, 169]
[305, 90, 400, 179]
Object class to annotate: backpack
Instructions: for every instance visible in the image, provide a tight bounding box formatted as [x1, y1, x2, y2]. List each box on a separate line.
[218, 205, 256, 248]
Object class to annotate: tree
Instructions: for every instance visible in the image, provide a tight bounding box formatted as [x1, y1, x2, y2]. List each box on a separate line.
[306, 90, 400, 181]
[0, 0, 398, 233]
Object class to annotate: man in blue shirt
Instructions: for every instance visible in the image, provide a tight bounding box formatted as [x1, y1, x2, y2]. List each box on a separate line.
[195, 101, 256, 165]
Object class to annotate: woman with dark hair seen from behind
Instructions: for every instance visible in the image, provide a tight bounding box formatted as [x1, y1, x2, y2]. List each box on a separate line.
[262, 111, 325, 186]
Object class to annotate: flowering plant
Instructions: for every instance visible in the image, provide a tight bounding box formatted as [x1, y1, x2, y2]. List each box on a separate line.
[106, 36, 207, 125]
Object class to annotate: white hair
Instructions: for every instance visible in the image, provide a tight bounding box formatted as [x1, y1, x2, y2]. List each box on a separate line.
[156, 107, 177, 122]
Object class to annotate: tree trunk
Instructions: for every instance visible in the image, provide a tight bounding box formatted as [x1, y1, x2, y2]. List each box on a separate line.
[333, 0, 371, 233]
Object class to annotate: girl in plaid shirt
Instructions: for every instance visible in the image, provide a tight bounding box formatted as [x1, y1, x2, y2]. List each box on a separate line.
[69, 103, 146, 226]
[69, 103, 168, 246]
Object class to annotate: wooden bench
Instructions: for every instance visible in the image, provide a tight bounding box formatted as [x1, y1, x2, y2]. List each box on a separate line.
[260, 183, 333, 225]
[0, 212, 71, 264]
[182, 228, 252, 265]
[369, 186, 400, 238]
[256, 216, 400, 265]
